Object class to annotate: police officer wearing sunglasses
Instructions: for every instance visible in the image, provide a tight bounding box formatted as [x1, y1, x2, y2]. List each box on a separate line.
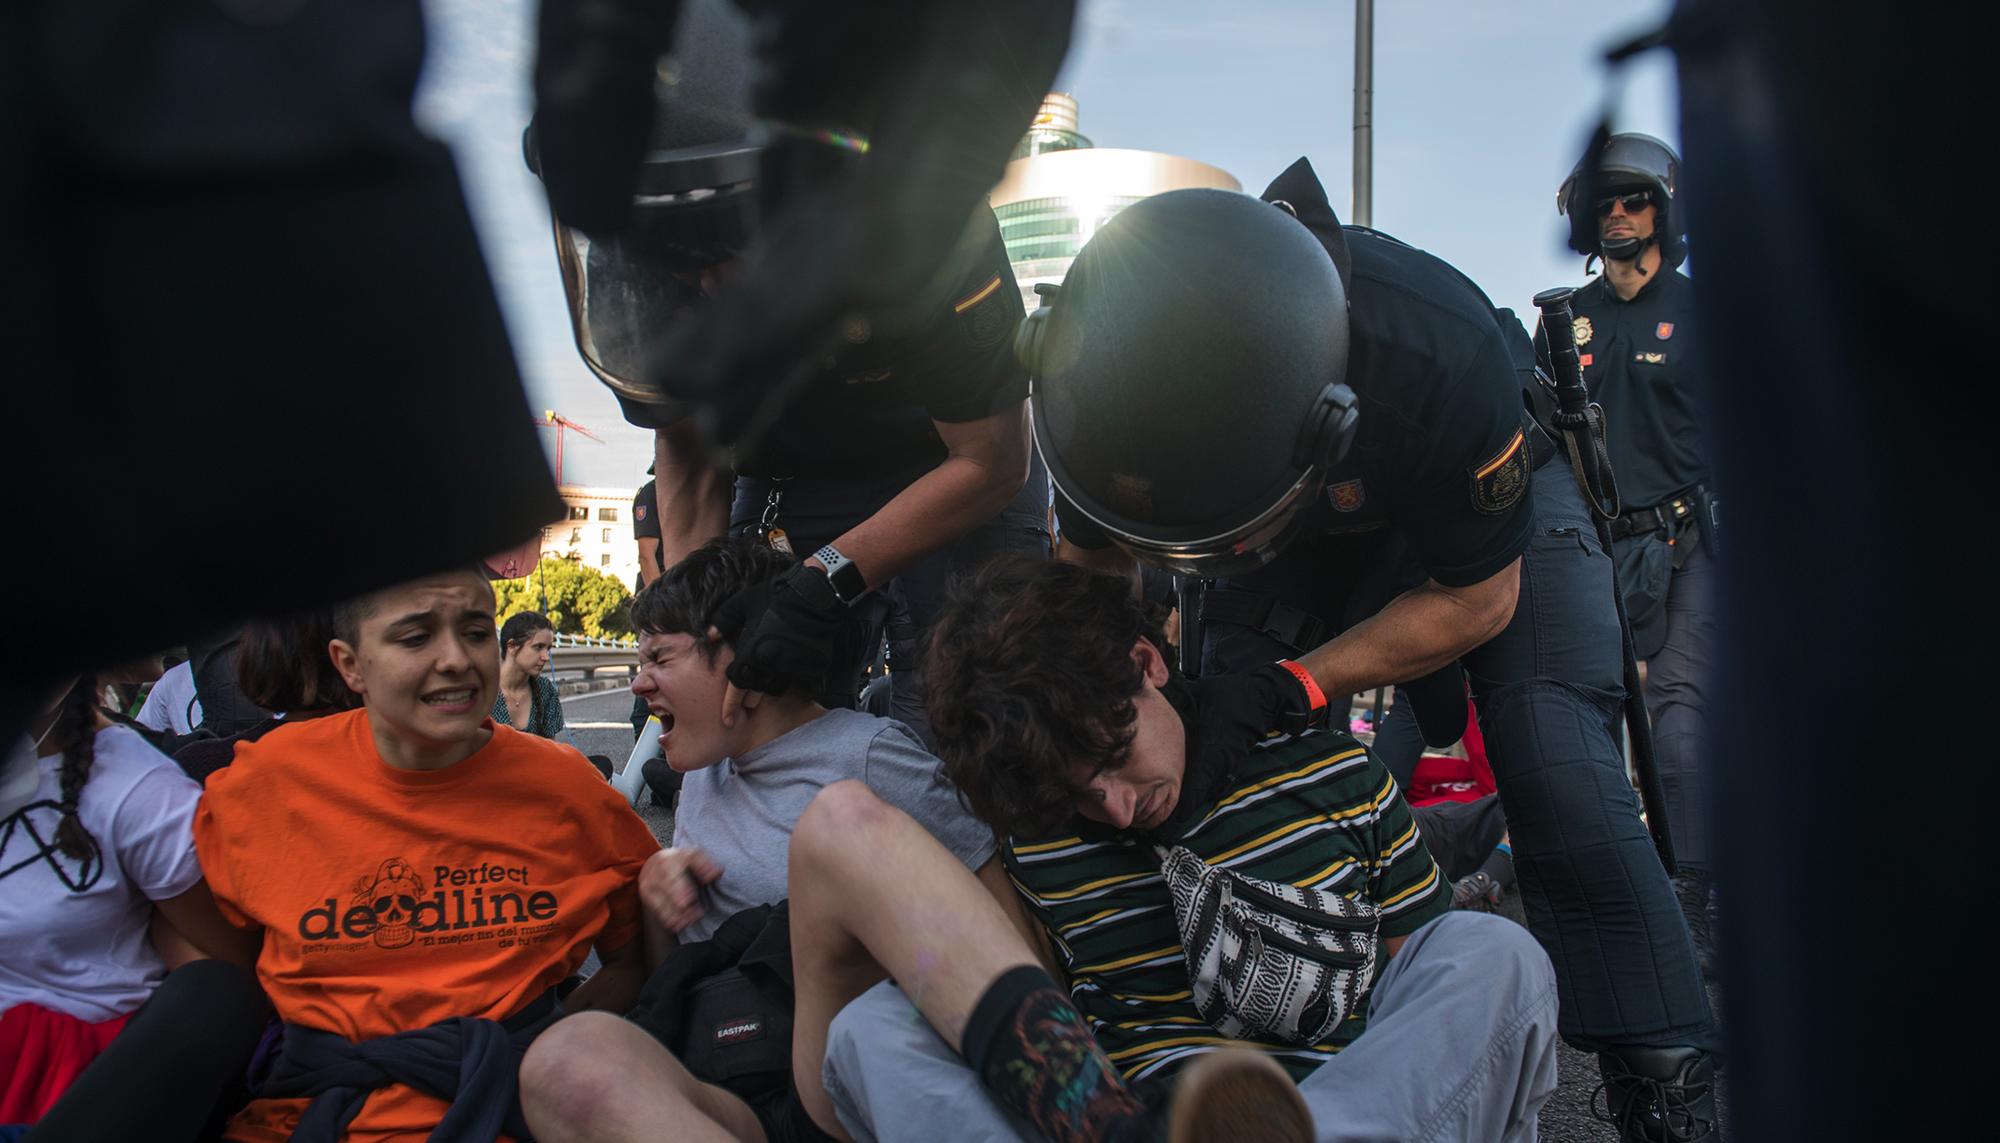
[1038, 159, 1720, 1142]
[529, 0, 1046, 746]
[1557, 134, 1722, 997]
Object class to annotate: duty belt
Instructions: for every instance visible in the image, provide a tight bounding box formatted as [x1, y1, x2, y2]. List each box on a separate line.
[1610, 491, 1700, 541]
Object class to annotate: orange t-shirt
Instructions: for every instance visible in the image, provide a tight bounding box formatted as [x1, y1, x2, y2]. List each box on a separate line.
[193, 711, 660, 1143]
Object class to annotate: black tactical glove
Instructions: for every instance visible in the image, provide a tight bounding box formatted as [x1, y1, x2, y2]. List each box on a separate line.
[1186, 661, 1327, 750]
[710, 564, 847, 697]
[1164, 662, 1329, 826]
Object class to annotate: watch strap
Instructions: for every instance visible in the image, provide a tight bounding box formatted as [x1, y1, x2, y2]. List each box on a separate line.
[812, 544, 868, 606]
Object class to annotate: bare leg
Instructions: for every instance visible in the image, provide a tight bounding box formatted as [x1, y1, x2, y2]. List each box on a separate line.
[520, 1010, 766, 1143]
[786, 781, 1043, 1135]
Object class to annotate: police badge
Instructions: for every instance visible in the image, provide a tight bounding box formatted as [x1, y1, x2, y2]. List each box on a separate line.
[1572, 315, 1594, 347]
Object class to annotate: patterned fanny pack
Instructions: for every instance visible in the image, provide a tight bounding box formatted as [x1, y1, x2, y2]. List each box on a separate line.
[1156, 844, 1380, 1045]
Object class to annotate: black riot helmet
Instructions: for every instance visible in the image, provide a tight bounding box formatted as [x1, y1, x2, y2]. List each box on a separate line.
[1026, 188, 1357, 579]
[526, 0, 759, 407]
[1558, 132, 1685, 269]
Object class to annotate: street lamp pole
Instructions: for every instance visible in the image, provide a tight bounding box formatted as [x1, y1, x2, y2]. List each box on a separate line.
[1353, 0, 1374, 227]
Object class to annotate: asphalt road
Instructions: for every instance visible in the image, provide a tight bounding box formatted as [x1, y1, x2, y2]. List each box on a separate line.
[561, 684, 1730, 1141]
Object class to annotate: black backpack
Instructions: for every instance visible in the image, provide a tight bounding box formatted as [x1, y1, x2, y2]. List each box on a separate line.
[625, 901, 795, 1099]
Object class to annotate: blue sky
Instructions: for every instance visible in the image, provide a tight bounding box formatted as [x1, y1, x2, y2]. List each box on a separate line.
[416, 0, 1677, 490]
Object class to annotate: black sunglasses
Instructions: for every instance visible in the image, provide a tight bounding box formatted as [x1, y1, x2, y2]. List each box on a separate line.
[1597, 189, 1655, 216]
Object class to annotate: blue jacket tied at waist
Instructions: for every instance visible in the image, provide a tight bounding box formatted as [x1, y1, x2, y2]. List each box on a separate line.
[263, 990, 560, 1143]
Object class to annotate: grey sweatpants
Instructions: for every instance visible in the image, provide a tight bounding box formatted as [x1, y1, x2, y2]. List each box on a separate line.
[820, 912, 1561, 1143]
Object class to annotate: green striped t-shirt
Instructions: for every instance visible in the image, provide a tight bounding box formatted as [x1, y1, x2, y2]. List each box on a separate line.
[1002, 730, 1449, 1083]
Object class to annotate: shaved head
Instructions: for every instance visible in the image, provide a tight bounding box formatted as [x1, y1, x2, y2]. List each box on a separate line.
[333, 566, 494, 645]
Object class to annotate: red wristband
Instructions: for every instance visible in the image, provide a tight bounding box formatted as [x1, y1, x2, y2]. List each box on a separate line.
[1275, 659, 1327, 713]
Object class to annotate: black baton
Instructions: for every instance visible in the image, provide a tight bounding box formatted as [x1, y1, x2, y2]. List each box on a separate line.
[1534, 286, 1678, 875]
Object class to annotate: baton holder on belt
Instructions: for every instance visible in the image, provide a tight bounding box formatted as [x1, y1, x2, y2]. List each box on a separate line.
[1534, 286, 1678, 875]
[1174, 576, 1209, 679]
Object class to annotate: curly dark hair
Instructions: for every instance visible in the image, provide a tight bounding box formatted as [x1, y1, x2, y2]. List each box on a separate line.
[925, 556, 1171, 836]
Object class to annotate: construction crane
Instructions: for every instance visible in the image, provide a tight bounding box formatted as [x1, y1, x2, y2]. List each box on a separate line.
[535, 409, 604, 486]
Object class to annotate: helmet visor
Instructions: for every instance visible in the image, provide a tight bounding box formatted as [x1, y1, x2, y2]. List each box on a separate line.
[547, 134, 761, 400]
[1065, 465, 1325, 580]
[551, 219, 691, 402]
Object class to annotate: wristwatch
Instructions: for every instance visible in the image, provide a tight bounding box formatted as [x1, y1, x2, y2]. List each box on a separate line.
[812, 544, 869, 606]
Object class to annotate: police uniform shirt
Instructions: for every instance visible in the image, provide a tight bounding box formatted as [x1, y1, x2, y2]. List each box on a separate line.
[1316, 228, 1537, 588]
[1058, 225, 1536, 598]
[614, 209, 1028, 481]
[1568, 269, 1707, 509]
[631, 479, 660, 542]
[631, 478, 661, 582]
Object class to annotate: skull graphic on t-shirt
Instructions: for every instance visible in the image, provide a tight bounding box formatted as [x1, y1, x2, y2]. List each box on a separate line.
[353, 857, 425, 949]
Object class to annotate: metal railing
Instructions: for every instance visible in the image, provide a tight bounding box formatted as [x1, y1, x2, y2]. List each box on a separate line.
[551, 633, 638, 650]
[549, 635, 638, 679]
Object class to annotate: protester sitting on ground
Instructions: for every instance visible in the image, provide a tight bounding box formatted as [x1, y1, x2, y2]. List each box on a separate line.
[781, 557, 1561, 1142]
[1, 674, 267, 1140]
[519, 555, 1560, 1142]
[135, 656, 203, 736]
[172, 609, 361, 785]
[494, 610, 613, 778]
[191, 567, 661, 1141]
[494, 611, 563, 736]
[516, 536, 1003, 1143]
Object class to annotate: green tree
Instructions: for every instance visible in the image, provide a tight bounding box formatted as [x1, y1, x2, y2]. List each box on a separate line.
[493, 557, 635, 640]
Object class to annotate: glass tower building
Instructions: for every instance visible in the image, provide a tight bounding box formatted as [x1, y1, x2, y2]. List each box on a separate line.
[991, 94, 1239, 308]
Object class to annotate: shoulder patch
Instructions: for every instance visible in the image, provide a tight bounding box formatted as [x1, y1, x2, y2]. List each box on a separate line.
[1469, 428, 1530, 515]
[1327, 479, 1366, 513]
[1655, 322, 1674, 340]
[952, 274, 1003, 314]
[954, 272, 1011, 350]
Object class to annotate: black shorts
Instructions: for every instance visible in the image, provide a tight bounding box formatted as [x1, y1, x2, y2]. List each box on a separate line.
[746, 1083, 841, 1143]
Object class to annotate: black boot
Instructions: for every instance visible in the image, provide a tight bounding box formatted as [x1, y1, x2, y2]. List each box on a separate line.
[1593, 1046, 1717, 1142]
[641, 755, 682, 810]
[1672, 869, 1719, 981]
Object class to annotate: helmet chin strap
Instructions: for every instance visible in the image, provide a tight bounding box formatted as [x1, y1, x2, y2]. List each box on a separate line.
[1599, 232, 1658, 275]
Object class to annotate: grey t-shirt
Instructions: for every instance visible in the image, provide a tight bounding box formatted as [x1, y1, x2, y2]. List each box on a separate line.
[672, 707, 995, 943]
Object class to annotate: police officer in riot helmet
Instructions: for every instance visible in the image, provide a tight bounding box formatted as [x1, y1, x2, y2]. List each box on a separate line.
[1037, 161, 1721, 1141]
[529, 0, 1045, 745]
[1559, 134, 1721, 982]
[1559, 133, 1688, 275]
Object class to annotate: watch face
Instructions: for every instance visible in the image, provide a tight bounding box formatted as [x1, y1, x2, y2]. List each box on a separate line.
[828, 560, 867, 604]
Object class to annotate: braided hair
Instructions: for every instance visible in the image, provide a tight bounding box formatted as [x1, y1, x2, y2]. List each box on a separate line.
[52, 673, 101, 861]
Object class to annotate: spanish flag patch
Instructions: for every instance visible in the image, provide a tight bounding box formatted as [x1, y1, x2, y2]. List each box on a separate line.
[953, 273, 1003, 314]
[1469, 427, 1530, 515]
